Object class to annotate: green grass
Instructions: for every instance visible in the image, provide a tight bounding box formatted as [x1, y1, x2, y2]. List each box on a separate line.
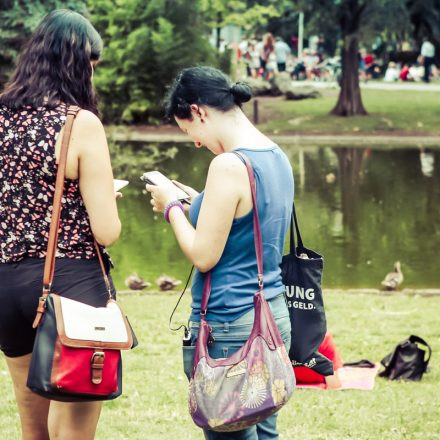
[243, 89, 440, 136]
[1, 291, 439, 439]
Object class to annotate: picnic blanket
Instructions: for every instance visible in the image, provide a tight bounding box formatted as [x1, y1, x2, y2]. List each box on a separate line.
[296, 363, 380, 390]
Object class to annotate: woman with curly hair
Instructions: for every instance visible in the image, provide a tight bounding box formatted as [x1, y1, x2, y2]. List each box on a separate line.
[0, 10, 121, 439]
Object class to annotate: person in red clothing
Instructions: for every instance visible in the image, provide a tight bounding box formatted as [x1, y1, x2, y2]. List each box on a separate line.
[400, 64, 410, 81]
[363, 52, 375, 80]
[294, 332, 343, 389]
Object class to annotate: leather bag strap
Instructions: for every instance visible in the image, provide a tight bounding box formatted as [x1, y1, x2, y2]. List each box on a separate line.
[42, 106, 80, 290]
[33, 105, 111, 328]
[200, 151, 264, 317]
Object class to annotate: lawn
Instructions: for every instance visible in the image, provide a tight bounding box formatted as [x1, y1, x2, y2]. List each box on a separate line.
[1, 291, 439, 439]
[244, 88, 440, 136]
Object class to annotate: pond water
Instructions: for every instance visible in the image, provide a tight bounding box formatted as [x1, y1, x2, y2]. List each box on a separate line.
[108, 143, 440, 290]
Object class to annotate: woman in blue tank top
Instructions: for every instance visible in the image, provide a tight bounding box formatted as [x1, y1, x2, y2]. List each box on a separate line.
[146, 66, 294, 439]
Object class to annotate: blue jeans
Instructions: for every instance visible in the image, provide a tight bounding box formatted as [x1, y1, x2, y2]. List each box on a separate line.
[183, 293, 292, 440]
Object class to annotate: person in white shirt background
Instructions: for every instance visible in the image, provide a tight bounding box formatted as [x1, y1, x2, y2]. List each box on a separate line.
[274, 37, 292, 72]
[420, 38, 436, 83]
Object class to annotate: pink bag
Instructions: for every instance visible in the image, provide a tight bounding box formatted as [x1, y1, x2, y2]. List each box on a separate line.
[189, 152, 295, 432]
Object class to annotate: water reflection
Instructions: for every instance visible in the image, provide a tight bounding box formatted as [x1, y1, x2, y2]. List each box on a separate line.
[333, 147, 365, 234]
[420, 148, 435, 178]
[109, 143, 440, 289]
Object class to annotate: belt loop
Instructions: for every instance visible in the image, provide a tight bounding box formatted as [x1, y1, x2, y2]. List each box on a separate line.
[223, 322, 229, 333]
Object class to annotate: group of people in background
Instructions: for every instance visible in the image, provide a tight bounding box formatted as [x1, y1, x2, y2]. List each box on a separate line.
[229, 33, 438, 84]
[381, 38, 437, 83]
[238, 33, 291, 81]
[237, 33, 330, 82]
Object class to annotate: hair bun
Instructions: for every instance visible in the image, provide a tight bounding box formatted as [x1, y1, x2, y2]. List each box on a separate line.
[230, 82, 252, 104]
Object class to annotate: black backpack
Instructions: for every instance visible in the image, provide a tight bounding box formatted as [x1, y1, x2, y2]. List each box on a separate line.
[379, 335, 432, 381]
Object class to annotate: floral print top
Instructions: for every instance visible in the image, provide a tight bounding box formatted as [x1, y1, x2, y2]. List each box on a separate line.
[0, 103, 97, 263]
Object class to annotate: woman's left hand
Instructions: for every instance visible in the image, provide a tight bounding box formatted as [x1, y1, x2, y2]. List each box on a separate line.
[145, 184, 178, 213]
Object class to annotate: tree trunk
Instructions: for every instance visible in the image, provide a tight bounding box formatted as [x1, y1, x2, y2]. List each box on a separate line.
[331, 33, 367, 116]
[331, 0, 368, 116]
[216, 12, 222, 50]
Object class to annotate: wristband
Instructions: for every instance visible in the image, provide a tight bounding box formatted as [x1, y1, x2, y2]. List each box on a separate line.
[164, 200, 184, 223]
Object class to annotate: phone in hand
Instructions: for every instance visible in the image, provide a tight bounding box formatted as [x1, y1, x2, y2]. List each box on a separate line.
[113, 179, 129, 192]
[140, 171, 190, 203]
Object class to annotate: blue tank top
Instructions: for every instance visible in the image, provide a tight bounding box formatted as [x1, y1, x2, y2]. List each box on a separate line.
[189, 146, 294, 322]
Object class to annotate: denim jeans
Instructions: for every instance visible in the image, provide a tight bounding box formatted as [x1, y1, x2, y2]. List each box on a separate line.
[183, 293, 292, 440]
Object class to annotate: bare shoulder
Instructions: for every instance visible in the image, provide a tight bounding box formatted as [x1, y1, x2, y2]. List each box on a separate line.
[206, 153, 248, 202]
[208, 152, 246, 177]
[70, 110, 107, 158]
[73, 109, 104, 134]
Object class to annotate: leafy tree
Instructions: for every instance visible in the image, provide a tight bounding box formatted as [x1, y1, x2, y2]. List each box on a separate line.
[200, 0, 284, 43]
[88, 0, 217, 123]
[0, 0, 86, 86]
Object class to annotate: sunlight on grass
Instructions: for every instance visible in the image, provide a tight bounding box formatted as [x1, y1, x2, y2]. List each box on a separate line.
[247, 89, 440, 136]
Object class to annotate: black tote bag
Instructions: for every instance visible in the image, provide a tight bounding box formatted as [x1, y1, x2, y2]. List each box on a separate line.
[280, 203, 333, 376]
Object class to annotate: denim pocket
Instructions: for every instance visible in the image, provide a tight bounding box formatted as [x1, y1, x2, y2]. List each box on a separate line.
[182, 345, 196, 381]
[208, 339, 244, 359]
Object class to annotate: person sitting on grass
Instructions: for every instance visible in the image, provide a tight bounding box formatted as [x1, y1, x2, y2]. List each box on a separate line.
[294, 332, 343, 389]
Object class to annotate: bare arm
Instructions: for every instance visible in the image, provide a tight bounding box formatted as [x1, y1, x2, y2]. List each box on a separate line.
[148, 153, 248, 272]
[171, 154, 246, 271]
[70, 110, 121, 246]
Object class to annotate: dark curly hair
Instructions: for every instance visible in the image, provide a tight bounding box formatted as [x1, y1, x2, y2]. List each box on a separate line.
[0, 9, 103, 114]
[164, 66, 252, 121]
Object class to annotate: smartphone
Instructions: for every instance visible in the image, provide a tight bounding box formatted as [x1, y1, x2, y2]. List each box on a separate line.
[113, 179, 129, 192]
[140, 171, 190, 202]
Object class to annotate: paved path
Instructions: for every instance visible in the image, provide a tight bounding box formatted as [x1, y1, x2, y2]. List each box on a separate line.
[291, 80, 440, 92]
[108, 129, 440, 147]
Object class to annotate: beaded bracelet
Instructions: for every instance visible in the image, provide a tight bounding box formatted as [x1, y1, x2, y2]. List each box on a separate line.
[164, 200, 185, 223]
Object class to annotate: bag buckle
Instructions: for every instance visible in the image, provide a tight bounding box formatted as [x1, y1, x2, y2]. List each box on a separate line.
[91, 351, 105, 385]
[32, 291, 50, 328]
[257, 274, 264, 288]
[207, 326, 215, 346]
[208, 332, 215, 346]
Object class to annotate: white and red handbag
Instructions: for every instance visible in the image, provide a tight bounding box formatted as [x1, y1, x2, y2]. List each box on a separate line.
[26, 106, 136, 402]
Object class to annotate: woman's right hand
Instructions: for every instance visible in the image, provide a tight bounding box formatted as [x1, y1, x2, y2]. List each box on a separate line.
[172, 180, 199, 210]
